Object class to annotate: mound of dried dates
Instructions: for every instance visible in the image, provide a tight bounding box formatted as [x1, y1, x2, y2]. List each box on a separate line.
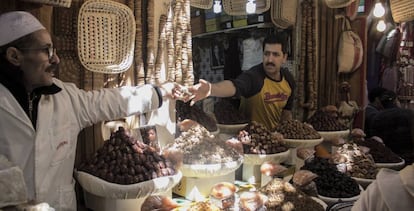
[78, 127, 176, 185]
[166, 124, 241, 164]
[213, 98, 248, 124]
[301, 157, 360, 198]
[237, 121, 287, 154]
[274, 120, 321, 139]
[176, 101, 218, 132]
[306, 110, 348, 131]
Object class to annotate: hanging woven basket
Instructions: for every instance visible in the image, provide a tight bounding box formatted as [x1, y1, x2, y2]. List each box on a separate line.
[77, 0, 136, 74]
[222, 0, 271, 16]
[390, 0, 414, 23]
[271, 0, 298, 29]
[190, 0, 213, 9]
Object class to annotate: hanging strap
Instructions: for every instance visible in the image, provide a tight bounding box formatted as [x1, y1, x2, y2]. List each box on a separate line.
[335, 14, 352, 31]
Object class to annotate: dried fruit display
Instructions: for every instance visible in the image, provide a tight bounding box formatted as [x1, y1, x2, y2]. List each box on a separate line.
[237, 121, 287, 154]
[301, 157, 360, 198]
[274, 119, 321, 139]
[78, 127, 176, 185]
[213, 99, 248, 124]
[355, 138, 402, 163]
[306, 110, 348, 131]
[176, 101, 218, 132]
[166, 124, 241, 165]
[260, 178, 324, 211]
[332, 143, 378, 179]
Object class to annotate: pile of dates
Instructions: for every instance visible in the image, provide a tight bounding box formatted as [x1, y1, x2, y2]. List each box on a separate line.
[176, 101, 218, 132]
[274, 120, 321, 139]
[260, 178, 324, 211]
[78, 127, 176, 185]
[301, 157, 360, 198]
[306, 110, 348, 131]
[238, 121, 287, 154]
[355, 138, 402, 163]
[213, 98, 248, 124]
[167, 124, 241, 164]
[332, 143, 377, 179]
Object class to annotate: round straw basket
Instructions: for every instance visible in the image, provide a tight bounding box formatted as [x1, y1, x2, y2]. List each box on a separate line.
[390, 0, 414, 23]
[78, 0, 136, 74]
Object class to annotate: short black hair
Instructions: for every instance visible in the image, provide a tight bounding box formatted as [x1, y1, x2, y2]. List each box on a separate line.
[262, 32, 289, 54]
[368, 87, 387, 103]
[380, 90, 397, 108]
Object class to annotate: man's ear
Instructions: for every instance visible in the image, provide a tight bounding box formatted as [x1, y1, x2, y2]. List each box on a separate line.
[5, 47, 22, 66]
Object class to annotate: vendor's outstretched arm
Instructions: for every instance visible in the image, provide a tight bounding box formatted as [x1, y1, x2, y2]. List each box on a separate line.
[189, 79, 236, 105]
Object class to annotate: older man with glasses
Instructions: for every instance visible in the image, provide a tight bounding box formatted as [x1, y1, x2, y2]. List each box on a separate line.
[0, 11, 184, 210]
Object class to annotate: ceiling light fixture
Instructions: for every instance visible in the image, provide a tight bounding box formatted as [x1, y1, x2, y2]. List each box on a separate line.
[376, 20, 386, 32]
[373, 2, 385, 18]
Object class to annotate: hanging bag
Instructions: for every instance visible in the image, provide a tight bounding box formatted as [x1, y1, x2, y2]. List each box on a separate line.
[337, 16, 363, 74]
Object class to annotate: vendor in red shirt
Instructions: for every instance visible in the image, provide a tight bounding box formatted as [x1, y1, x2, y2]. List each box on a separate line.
[188, 33, 295, 130]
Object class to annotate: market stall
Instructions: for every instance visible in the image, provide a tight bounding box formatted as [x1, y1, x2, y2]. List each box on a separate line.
[1, 0, 414, 210]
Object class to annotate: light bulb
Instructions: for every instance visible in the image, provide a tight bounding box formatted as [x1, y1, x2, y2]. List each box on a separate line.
[213, 1, 222, 13]
[373, 2, 385, 18]
[376, 20, 386, 32]
[246, 0, 256, 14]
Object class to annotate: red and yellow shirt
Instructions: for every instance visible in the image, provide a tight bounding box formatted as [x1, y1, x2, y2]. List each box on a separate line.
[231, 64, 295, 129]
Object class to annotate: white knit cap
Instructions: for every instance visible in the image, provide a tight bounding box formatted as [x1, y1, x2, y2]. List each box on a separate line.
[0, 11, 45, 46]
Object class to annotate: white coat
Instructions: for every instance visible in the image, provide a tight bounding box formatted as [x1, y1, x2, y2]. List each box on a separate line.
[352, 164, 414, 211]
[0, 78, 163, 210]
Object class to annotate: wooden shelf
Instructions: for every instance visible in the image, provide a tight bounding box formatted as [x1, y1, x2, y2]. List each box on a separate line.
[192, 22, 274, 38]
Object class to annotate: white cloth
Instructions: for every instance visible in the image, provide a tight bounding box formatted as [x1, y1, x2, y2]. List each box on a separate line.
[0, 11, 45, 46]
[0, 78, 162, 210]
[241, 38, 263, 71]
[352, 164, 414, 211]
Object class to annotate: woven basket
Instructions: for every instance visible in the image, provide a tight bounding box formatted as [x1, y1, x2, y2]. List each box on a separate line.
[325, 0, 355, 8]
[78, 0, 136, 74]
[190, 0, 213, 9]
[21, 0, 72, 8]
[271, 0, 298, 29]
[222, 0, 271, 16]
[390, 0, 414, 23]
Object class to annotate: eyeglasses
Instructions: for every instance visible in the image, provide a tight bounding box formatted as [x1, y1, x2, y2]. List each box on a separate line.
[16, 46, 56, 61]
